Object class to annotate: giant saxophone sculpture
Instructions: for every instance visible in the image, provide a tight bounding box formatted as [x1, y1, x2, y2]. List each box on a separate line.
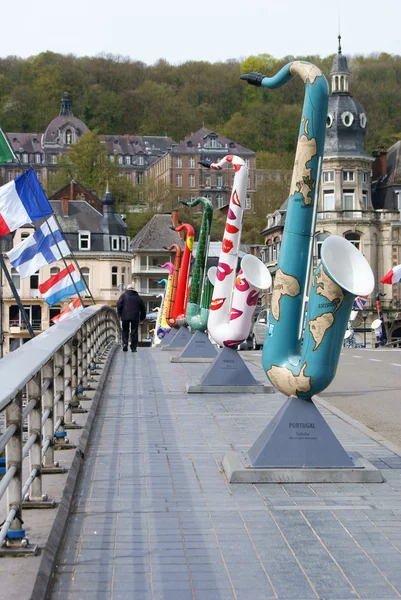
[165, 244, 182, 328]
[204, 155, 271, 348]
[241, 61, 374, 398]
[153, 279, 167, 344]
[157, 262, 174, 338]
[181, 197, 214, 332]
[170, 224, 195, 327]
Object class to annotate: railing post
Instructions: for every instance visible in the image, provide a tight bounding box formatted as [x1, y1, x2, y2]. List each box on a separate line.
[5, 391, 24, 537]
[64, 337, 84, 425]
[54, 348, 67, 445]
[42, 359, 63, 474]
[82, 323, 89, 389]
[27, 374, 44, 502]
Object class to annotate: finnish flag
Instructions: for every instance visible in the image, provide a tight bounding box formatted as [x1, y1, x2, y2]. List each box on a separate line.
[7, 216, 70, 279]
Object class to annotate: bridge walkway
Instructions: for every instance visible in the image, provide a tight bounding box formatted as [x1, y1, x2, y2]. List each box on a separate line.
[50, 347, 401, 600]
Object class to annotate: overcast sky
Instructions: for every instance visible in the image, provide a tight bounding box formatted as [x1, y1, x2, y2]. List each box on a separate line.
[1, 0, 400, 65]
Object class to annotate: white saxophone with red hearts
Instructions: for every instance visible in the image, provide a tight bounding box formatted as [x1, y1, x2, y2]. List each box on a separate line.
[204, 155, 271, 348]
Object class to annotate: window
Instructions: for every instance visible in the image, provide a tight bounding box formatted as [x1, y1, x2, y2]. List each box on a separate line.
[35, 170, 41, 182]
[217, 175, 223, 188]
[343, 190, 355, 217]
[362, 190, 368, 209]
[316, 233, 330, 259]
[21, 232, 30, 241]
[137, 155, 144, 166]
[323, 190, 334, 215]
[81, 267, 90, 292]
[125, 156, 131, 165]
[7, 171, 12, 182]
[176, 174, 182, 187]
[126, 172, 131, 182]
[245, 158, 250, 168]
[341, 112, 354, 127]
[216, 195, 224, 209]
[50, 155, 57, 165]
[362, 172, 369, 184]
[323, 171, 334, 183]
[111, 266, 118, 287]
[205, 175, 211, 187]
[343, 171, 354, 182]
[245, 197, 251, 210]
[176, 157, 182, 168]
[121, 237, 127, 251]
[49, 306, 61, 324]
[189, 174, 195, 188]
[326, 113, 334, 128]
[109, 155, 115, 163]
[137, 172, 143, 184]
[11, 268, 20, 290]
[35, 153, 41, 164]
[22, 153, 28, 163]
[188, 157, 195, 168]
[79, 231, 91, 250]
[360, 113, 367, 128]
[118, 156, 123, 165]
[50, 267, 60, 277]
[111, 236, 119, 251]
[345, 232, 361, 250]
[121, 267, 126, 287]
[30, 271, 39, 289]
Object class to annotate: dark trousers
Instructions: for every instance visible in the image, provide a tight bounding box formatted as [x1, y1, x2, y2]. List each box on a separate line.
[121, 320, 139, 349]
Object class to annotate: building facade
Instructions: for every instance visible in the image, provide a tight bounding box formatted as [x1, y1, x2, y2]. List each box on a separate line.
[147, 127, 257, 211]
[0, 186, 131, 356]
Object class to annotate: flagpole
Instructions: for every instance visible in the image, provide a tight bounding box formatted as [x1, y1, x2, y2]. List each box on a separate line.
[0, 254, 35, 339]
[18, 165, 86, 308]
[48, 212, 96, 305]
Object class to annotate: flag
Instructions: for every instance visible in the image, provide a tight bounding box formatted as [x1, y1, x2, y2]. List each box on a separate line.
[381, 264, 401, 285]
[39, 264, 85, 306]
[0, 128, 16, 164]
[52, 298, 83, 324]
[7, 216, 70, 279]
[353, 295, 368, 310]
[0, 167, 53, 236]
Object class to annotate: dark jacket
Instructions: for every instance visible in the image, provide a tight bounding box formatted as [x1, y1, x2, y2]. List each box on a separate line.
[117, 289, 146, 322]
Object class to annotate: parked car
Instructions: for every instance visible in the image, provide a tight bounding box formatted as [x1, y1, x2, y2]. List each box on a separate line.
[251, 309, 269, 350]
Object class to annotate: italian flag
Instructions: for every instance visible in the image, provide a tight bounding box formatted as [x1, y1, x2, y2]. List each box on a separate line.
[381, 264, 401, 285]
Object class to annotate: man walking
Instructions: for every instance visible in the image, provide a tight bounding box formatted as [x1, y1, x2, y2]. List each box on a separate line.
[117, 284, 146, 352]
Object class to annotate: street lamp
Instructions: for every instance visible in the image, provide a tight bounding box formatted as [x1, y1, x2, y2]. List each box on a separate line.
[361, 310, 368, 348]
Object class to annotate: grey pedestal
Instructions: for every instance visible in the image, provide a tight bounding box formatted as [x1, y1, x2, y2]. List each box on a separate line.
[171, 331, 217, 362]
[187, 346, 272, 393]
[161, 326, 192, 351]
[158, 328, 176, 347]
[222, 451, 383, 483]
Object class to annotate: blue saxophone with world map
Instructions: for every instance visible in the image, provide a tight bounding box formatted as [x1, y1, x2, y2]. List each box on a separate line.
[241, 61, 374, 399]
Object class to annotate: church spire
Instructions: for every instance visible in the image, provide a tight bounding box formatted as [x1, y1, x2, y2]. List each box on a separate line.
[330, 36, 350, 94]
[60, 92, 73, 116]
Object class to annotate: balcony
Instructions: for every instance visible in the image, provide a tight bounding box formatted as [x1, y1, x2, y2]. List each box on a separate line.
[9, 319, 42, 331]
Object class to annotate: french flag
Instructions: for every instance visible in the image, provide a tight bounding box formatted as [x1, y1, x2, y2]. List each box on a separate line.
[39, 264, 85, 306]
[381, 264, 401, 285]
[52, 298, 84, 324]
[0, 168, 53, 236]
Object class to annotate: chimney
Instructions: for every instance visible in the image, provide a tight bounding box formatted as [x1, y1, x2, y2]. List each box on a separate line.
[70, 180, 74, 200]
[61, 197, 69, 217]
[372, 148, 387, 180]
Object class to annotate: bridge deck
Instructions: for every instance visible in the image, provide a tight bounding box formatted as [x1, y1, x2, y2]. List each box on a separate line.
[51, 348, 401, 600]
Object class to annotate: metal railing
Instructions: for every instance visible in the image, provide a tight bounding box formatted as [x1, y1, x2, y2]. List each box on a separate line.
[0, 305, 120, 554]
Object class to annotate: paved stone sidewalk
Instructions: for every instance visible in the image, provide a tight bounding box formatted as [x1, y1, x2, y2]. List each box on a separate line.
[50, 348, 401, 600]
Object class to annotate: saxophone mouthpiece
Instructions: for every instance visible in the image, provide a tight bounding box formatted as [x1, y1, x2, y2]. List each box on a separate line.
[240, 72, 266, 86]
[179, 200, 190, 206]
[198, 160, 211, 169]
